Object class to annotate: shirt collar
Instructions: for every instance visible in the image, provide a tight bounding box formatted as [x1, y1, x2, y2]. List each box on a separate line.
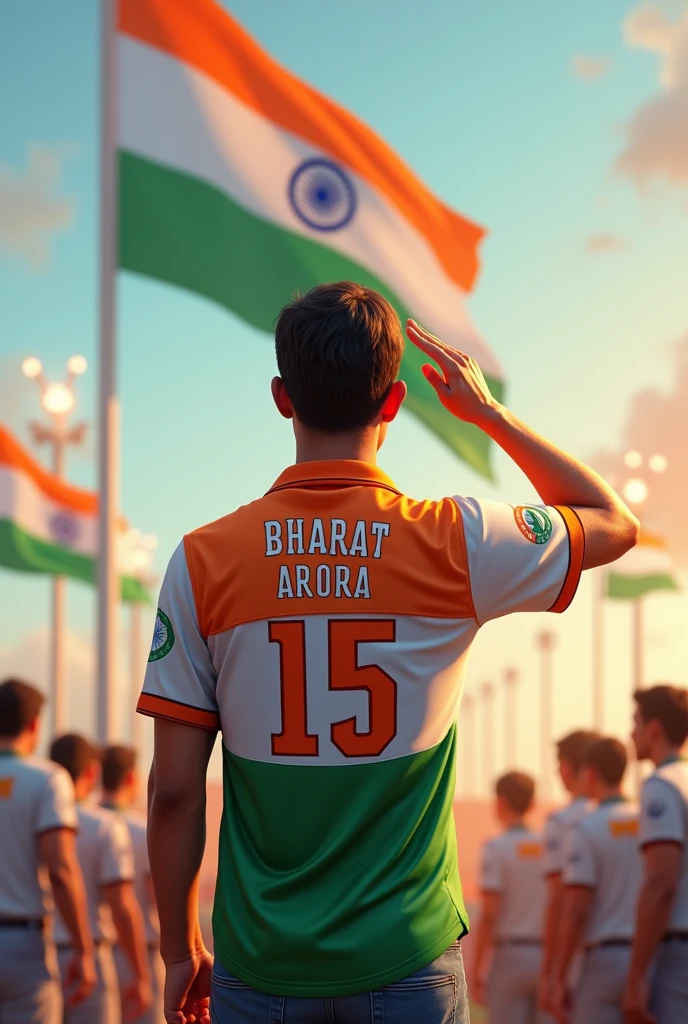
[600, 795, 626, 806]
[659, 754, 687, 768]
[268, 460, 400, 495]
[507, 823, 529, 832]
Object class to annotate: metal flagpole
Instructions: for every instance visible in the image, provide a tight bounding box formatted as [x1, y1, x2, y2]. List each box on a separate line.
[96, 0, 120, 744]
[51, 441, 67, 735]
[537, 631, 556, 802]
[592, 568, 605, 731]
[632, 598, 644, 795]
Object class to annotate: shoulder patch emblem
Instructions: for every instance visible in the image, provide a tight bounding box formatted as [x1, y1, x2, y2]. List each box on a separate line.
[514, 505, 553, 545]
[149, 609, 175, 663]
[646, 799, 666, 820]
[610, 819, 639, 838]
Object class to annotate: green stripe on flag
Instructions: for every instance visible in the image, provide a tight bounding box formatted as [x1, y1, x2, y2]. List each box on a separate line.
[607, 572, 679, 600]
[0, 519, 151, 604]
[119, 152, 502, 480]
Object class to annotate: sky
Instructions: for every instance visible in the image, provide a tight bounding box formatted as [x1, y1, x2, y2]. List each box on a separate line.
[1, 0, 687, 792]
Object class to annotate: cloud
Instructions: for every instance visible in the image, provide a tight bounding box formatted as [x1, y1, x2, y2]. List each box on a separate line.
[0, 146, 74, 269]
[585, 233, 630, 253]
[572, 54, 611, 81]
[591, 334, 688, 566]
[615, 3, 688, 186]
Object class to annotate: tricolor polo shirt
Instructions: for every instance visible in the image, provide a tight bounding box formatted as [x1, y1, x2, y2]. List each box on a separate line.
[138, 460, 584, 996]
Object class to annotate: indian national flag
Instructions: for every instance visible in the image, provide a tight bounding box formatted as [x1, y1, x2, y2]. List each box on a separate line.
[607, 531, 680, 600]
[0, 426, 150, 603]
[117, 0, 504, 478]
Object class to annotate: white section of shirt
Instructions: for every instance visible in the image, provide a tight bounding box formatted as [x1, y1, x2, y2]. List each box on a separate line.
[563, 799, 642, 944]
[480, 827, 546, 941]
[0, 753, 77, 919]
[454, 498, 571, 623]
[639, 760, 688, 931]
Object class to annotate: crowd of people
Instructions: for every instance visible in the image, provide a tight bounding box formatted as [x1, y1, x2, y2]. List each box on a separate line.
[472, 684, 688, 1024]
[0, 677, 163, 1024]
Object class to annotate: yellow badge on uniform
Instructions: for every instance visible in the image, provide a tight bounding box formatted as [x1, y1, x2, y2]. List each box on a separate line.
[0, 778, 15, 799]
[609, 819, 639, 838]
[518, 842, 543, 859]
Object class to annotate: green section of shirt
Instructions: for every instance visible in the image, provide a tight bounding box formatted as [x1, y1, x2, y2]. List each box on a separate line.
[212, 726, 468, 996]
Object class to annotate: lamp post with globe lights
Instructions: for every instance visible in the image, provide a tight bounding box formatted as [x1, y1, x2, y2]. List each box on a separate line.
[123, 530, 158, 751]
[22, 355, 88, 734]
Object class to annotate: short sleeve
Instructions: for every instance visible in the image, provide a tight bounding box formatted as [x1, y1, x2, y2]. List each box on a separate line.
[36, 767, 78, 835]
[98, 817, 135, 887]
[480, 841, 503, 893]
[639, 777, 686, 848]
[137, 542, 220, 730]
[563, 823, 597, 889]
[454, 497, 585, 624]
[543, 814, 565, 876]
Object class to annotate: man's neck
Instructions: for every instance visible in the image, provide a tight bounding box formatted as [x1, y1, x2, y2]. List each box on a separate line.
[652, 742, 684, 768]
[294, 426, 380, 465]
[102, 788, 129, 810]
[596, 785, 624, 804]
[0, 735, 32, 756]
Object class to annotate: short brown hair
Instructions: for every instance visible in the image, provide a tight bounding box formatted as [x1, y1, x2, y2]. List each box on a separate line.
[102, 744, 137, 792]
[0, 678, 45, 738]
[634, 686, 688, 747]
[557, 730, 599, 772]
[275, 281, 404, 432]
[583, 737, 628, 786]
[50, 733, 101, 782]
[495, 771, 536, 814]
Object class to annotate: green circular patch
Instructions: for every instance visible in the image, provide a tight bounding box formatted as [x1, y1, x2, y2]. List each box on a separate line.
[514, 505, 553, 545]
[149, 608, 175, 662]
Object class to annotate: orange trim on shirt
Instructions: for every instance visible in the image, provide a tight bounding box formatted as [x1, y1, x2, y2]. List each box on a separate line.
[549, 506, 585, 614]
[136, 692, 220, 731]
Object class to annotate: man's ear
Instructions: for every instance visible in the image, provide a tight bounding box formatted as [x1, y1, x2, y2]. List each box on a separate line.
[380, 380, 407, 424]
[271, 377, 294, 420]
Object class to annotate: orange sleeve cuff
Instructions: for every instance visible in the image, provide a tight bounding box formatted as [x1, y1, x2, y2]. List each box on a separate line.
[549, 506, 585, 614]
[136, 692, 220, 731]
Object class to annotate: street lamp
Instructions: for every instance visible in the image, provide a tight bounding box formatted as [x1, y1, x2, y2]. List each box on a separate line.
[536, 631, 556, 802]
[503, 667, 519, 768]
[22, 355, 88, 734]
[124, 531, 158, 751]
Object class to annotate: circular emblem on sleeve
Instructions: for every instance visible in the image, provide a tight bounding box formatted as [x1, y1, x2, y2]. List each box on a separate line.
[149, 609, 175, 663]
[288, 158, 357, 231]
[647, 799, 666, 819]
[514, 505, 553, 545]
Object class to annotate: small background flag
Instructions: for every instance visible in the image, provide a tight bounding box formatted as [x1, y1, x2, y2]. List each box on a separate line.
[607, 531, 680, 600]
[0, 425, 150, 603]
[117, 0, 505, 478]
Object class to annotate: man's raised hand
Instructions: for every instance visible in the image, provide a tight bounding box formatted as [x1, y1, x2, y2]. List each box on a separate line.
[405, 319, 498, 427]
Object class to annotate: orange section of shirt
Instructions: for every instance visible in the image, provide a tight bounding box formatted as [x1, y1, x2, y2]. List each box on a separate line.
[183, 462, 476, 638]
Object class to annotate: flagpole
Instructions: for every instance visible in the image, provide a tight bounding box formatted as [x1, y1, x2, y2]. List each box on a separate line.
[631, 597, 644, 794]
[592, 568, 604, 730]
[96, 0, 120, 744]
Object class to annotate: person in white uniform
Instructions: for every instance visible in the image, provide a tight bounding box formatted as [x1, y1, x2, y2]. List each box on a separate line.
[551, 736, 641, 1024]
[623, 685, 688, 1024]
[471, 771, 550, 1024]
[538, 729, 598, 1014]
[101, 745, 164, 1024]
[0, 679, 96, 1024]
[50, 734, 152, 1024]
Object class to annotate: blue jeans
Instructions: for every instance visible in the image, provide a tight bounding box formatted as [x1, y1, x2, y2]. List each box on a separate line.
[210, 941, 469, 1023]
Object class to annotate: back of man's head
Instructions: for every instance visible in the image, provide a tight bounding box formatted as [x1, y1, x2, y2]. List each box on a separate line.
[583, 736, 628, 787]
[0, 678, 45, 739]
[495, 771, 536, 816]
[50, 733, 101, 782]
[275, 281, 404, 433]
[634, 685, 688, 747]
[557, 729, 599, 773]
[102, 744, 137, 793]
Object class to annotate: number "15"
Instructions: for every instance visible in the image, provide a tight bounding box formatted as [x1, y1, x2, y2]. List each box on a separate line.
[269, 619, 398, 758]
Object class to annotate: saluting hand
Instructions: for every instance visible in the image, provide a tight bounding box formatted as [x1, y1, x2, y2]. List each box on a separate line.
[623, 978, 657, 1024]
[405, 320, 498, 427]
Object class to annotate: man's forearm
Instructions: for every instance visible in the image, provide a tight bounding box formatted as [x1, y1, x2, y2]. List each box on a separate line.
[628, 878, 675, 986]
[50, 862, 94, 956]
[471, 913, 495, 985]
[553, 894, 589, 983]
[542, 881, 562, 976]
[482, 404, 628, 512]
[148, 782, 207, 962]
[109, 885, 150, 983]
